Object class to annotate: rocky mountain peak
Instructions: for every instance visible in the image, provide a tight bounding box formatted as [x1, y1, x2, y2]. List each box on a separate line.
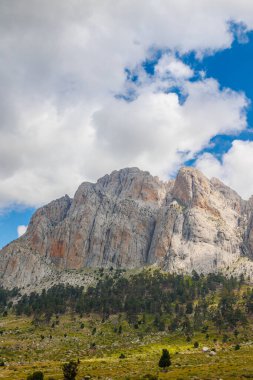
[96, 167, 167, 204]
[2, 166, 253, 290]
[172, 166, 211, 207]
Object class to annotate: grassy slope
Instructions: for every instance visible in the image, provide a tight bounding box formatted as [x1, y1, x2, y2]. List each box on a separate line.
[1, 313, 253, 380]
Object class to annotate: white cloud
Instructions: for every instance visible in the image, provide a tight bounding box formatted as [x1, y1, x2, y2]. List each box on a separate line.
[17, 225, 27, 237]
[196, 140, 253, 199]
[91, 77, 247, 180]
[0, 1, 253, 207]
[155, 54, 194, 80]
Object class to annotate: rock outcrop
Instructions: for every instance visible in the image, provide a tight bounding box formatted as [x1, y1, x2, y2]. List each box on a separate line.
[1, 166, 253, 289]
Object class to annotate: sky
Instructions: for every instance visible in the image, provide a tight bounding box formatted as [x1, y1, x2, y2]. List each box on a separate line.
[1, 0, 253, 247]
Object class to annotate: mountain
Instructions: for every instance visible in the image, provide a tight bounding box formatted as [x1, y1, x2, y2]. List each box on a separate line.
[1, 166, 253, 290]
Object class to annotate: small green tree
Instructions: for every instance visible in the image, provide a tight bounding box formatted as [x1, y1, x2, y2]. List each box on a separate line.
[27, 371, 44, 380]
[62, 360, 78, 380]
[158, 349, 171, 370]
[186, 302, 193, 314]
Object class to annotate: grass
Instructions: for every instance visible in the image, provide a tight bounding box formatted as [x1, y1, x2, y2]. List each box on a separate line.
[1, 313, 253, 379]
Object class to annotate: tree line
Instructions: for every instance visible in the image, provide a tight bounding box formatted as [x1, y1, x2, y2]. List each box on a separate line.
[0, 269, 250, 332]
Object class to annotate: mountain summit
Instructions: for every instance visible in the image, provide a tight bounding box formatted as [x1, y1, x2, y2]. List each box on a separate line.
[1, 166, 253, 289]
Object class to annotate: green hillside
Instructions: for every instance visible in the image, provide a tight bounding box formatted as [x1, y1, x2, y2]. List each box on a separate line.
[1, 269, 253, 379]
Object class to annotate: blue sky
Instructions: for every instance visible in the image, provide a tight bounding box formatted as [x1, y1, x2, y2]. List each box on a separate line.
[1, 2, 253, 248]
[185, 31, 253, 165]
[204, 33, 253, 120]
[0, 208, 34, 247]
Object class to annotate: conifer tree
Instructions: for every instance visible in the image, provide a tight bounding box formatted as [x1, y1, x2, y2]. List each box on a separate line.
[158, 349, 171, 369]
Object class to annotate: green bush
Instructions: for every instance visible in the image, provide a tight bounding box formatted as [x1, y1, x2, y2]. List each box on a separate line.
[62, 360, 78, 380]
[27, 371, 44, 380]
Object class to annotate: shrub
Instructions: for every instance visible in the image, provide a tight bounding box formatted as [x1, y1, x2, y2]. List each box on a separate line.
[201, 325, 208, 333]
[142, 375, 158, 380]
[193, 341, 199, 348]
[119, 353, 126, 359]
[62, 360, 78, 380]
[235, 344, 240, 350]
[27, 371, 44, 380]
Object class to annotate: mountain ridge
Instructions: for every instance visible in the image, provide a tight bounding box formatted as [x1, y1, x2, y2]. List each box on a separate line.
[1, 166, 253, 290]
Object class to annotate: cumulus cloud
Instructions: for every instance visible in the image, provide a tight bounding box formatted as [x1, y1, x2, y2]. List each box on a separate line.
[196, 140, 253, 199]
[91, 77, 247, 179]
[0, 0, 253, 208]
[17, 225, 27, 237]
[155, 54, 194, 80]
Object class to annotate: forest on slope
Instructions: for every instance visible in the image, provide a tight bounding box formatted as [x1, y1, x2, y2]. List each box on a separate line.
[1, 269, 253, 335]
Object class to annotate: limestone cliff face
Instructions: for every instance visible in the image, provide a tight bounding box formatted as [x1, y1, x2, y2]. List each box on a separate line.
[149, 168, 246, 274]
[25, 168, 169, 270]
[1, 166, 253, 289]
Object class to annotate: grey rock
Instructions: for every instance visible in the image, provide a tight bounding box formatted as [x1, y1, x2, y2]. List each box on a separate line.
[1, 166, 253, 289]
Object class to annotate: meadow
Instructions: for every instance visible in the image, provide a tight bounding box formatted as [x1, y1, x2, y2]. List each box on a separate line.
[1, 312, 253, 380]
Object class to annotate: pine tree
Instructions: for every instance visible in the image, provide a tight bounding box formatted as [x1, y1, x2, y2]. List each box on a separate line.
[158, 349, 171, 369]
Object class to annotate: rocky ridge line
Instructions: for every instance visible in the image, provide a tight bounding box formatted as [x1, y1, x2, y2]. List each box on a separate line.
[1, 166, 253, 290]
